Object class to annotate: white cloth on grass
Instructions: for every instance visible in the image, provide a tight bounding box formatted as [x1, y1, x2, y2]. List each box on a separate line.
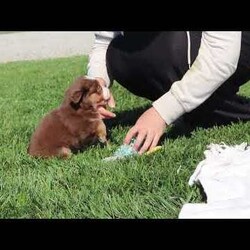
[179, 143, 250, 218]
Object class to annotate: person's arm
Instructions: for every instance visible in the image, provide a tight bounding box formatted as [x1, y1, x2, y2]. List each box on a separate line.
[87, 32, 121, 119]
[152, 31, 242, 125]
[125, 32, 242, 154]
[87, 31, 121, 87]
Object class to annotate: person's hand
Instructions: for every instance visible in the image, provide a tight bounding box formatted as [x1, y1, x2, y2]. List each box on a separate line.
[95, 77, 116, 119]
[124, 107, 167, 155]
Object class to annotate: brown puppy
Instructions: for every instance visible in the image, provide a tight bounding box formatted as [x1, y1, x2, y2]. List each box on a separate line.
[28, 76, 109, 158]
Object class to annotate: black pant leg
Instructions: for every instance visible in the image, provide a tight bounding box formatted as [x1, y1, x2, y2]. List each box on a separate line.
[106, 31, 250, 126]
[106, 31, 194, 101]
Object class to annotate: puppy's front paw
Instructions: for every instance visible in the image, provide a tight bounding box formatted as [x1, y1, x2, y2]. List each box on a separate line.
[98, 136, 108, 145]
[105, 139, 111, 148]
[58, 147, 72, 159]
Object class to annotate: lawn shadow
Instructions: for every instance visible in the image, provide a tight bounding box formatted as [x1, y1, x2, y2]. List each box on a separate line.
[104, 105, 229, 145]
[104, 103, 196, 144]
[166, 94, 250, 140]
[105, 104, 151, 130]
[105, 94, 250, 145]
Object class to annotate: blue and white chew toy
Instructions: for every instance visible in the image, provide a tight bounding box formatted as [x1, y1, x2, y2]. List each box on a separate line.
[103, 138, 162, 162]
[103, 138, 138, 162]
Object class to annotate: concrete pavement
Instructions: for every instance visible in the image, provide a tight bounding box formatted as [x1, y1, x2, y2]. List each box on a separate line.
[0, 31, 94, 63]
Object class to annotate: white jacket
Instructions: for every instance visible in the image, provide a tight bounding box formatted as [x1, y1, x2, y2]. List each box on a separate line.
[87, 31, 241, 125]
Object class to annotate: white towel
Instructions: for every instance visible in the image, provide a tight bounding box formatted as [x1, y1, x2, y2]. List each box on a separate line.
[179, 143, 250, 218]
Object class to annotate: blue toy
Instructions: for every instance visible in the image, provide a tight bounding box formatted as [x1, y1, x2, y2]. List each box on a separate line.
[102, 138, 162, 162]
[103, 138, 138, 161]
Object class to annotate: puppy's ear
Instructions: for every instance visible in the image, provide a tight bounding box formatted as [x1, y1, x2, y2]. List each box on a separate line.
[71, 90, 83, 104]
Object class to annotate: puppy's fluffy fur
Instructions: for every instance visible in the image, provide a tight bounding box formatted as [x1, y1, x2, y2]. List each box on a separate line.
[28, 76, 108, 158]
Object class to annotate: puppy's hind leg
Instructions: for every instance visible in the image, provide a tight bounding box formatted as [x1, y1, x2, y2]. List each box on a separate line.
[57, 147, 72, 159]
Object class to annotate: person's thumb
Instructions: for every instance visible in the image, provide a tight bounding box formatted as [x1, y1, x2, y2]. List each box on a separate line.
[108, 93, 116, 108]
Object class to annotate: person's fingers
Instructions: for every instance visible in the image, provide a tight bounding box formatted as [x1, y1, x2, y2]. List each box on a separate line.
[95, 77, 106, 86]
[138, 132, 154, 155]
[100, 114, 114, 119]
[133, 130, 147, 151]
[94, 78, 115, 108]
[124, 106, 167, 153]
[108, 93, 116, 108]
[148, 134, 161, 151]
[124, 127, 138, 145]
[98, 107, 116, 119]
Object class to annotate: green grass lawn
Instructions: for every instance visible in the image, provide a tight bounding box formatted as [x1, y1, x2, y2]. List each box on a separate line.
[0, 56, 250, 218]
